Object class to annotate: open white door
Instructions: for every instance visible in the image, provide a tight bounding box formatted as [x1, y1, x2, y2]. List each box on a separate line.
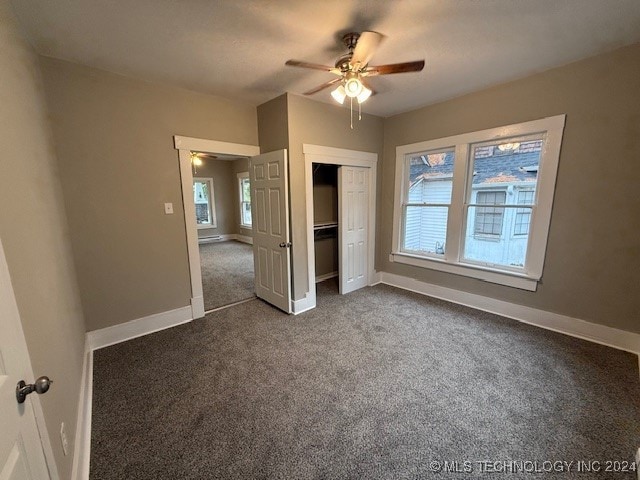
[0, 238, 53, 480]
[250, 150, 292, 313]
[339, 166, 369, 294]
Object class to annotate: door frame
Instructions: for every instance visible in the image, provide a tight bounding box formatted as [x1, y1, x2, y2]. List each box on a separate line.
[303, 144, 378, 311]
[173, 136, 260, 318]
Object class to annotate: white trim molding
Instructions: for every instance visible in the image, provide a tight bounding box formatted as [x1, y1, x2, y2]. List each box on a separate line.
[174, 135, 259, 320]
[70, 343, 93, 480]
[291, 292, 315, 315]
[380, 272, 640, 355]
[87, 306, 193, 351]
[303, 144, 378, 313]
[236, 234, 253, 245]
[174, 136, 260, 157]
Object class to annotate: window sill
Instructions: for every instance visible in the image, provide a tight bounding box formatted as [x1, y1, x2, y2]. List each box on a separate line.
[239, 224, 252, 229]
[389, 252, 538, 291]
[197, 224, 217, 230]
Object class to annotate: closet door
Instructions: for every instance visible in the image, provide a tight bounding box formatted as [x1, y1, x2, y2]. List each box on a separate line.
[338, 166, 369, 294]
[250, 150, 292, 313]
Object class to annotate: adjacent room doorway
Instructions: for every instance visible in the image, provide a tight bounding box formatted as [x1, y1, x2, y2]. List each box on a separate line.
[174, 136, 260, 318]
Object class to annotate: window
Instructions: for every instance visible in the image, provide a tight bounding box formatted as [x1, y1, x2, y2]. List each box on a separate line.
[193, 177, 216, 229]
[238, 172, 251, 228]
[402, 150, 454, 256]
[391, 115, 565, 290]
[474, 191, 506, 237]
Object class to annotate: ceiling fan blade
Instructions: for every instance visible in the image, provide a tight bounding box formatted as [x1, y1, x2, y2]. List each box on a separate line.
[364, 60, 425, 76]
[285, 60, 341, 75]
[303, 77, 342, 96]
[350, 31, 385, 70]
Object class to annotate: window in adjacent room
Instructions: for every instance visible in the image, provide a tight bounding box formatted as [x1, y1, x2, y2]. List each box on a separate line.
[238, 172, 251, 228]
[391, 115, 565, 290]
[193, 177, 216, 229]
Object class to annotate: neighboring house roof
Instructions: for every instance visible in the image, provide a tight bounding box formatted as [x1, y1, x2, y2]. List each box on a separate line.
[409, 141, 541, 188]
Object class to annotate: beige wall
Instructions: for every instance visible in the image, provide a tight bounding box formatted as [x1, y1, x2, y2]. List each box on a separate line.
[39, 57, 258, 331]
[257, 94, 289, 154]
[285, 94, 384, 300]
[0, 4, 86, 478]
[381, 43, 640, 333]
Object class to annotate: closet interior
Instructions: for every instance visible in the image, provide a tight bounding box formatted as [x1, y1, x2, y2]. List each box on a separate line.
[312, 163, 339, 284]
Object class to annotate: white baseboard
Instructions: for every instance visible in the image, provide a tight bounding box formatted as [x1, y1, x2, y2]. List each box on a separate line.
[71, 342, 93, 480]
[198, 233, 253, 245]
[236, 234, 253, 245]
[291, 292, 316, 315]
[198, 233, 234, 244]
[315, 271, 338, 283]
[87, 305, 193, 351]
[380, 272, 640, 355]
[370, 270, 383, 286]
[191, 295, 205, 319]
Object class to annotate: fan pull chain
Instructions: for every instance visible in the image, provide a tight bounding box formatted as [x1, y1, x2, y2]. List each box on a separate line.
[350, 97, 353, 129]
[358, 100, 362, 121]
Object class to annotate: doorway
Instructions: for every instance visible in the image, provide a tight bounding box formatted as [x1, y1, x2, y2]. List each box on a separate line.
[174, 136, 260, 318]
[191, 152, 255, 312]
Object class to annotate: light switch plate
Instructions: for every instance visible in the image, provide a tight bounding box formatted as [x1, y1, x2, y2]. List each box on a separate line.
[164, 202, 174, 214]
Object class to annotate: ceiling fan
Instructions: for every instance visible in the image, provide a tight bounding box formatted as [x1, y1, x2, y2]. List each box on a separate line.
[285, 31, 425, 107]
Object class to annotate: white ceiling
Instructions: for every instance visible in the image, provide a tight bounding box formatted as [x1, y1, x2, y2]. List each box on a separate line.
[11, 0, 640, 117]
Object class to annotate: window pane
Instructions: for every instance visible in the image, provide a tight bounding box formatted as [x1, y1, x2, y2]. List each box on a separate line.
[464, 206, 528, 268]
[403, 206, 448, 255]
[470, 137, 542, 189]
[193, 180, 211, 225]
[241, 178, 251, 202]
[514, 191, 534, 235]
[407, 151, 454, 204]
[242, 202, 252, 226]
[463, 137, 543, 268]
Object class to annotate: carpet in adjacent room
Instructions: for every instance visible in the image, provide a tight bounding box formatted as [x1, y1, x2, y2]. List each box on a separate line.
[199, 240, 254, 311]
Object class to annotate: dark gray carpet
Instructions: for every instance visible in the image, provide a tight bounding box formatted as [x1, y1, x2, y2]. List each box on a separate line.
[90, 281, 640, 479]
[199, 240, 254, 310]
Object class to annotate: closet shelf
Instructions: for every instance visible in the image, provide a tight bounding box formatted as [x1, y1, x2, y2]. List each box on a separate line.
[313, 221, 338, 231]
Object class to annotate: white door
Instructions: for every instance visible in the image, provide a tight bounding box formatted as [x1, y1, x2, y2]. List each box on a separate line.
[0, 238, 52, 480]
[250, 150, 292, 313]
[338, 166, 369, 294]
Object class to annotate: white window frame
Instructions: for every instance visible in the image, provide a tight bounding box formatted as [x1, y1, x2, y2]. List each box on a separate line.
[193, 177, 217, 229]
[237, 172, 251, 228]
[390, 115, 565, 291]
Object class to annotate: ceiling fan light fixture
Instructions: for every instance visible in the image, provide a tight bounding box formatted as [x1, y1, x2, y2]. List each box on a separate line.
[344, 74, 363, 98]
[357, 85, 372, 104]
[190, 153, 203, 166]
[331, 85, 347, 104]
